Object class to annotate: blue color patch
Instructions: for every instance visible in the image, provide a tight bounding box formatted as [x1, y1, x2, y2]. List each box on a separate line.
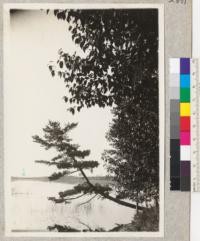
[180, 58, 190, 74]
[180, 74, 190, 88]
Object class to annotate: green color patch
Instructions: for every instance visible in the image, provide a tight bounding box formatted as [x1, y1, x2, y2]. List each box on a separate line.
[180, 88, 190, 102]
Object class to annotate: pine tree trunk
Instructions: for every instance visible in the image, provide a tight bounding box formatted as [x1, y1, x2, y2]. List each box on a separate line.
[77, 164, 146, 211]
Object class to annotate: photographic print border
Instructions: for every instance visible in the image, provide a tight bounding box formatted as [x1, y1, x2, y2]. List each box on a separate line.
[3, 3, 164, 238]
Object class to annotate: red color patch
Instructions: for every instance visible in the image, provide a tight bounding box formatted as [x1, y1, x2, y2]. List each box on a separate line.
[180, 117, 190, 131]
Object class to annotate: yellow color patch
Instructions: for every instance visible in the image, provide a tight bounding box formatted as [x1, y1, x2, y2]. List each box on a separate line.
[180, 103, 190, 116]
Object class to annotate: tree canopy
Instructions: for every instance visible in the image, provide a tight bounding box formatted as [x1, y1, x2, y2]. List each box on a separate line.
[49, 9, 158, 115]
[102, 99, 159, 205]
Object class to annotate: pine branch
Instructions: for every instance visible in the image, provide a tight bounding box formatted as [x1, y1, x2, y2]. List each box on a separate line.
[48, 191, 87, 204]
[48, 170, 78, 181]
[77, 163, 146, 210]
[59, 188, 81, 198]
[48, 197, 66, 203]
[59, 183, 93, 198]
[51, 154, 63, 161]
[35, 160, 56, 166]
[63, 122, 78, 133]
[32, 135, 53, 150]
[74, 160, 99, 169]
[33, 121, 91, 159]
[35, 159, 99, 171]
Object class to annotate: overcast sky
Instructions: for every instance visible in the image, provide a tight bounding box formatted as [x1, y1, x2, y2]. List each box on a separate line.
[4, 10, 113, 177]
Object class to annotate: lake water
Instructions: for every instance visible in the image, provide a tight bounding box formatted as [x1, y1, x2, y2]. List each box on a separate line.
[11, 180, 135, 232]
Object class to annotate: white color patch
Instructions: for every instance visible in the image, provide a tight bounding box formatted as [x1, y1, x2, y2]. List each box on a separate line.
[170, 58, 180, 74]
[180, 145, 191, 161]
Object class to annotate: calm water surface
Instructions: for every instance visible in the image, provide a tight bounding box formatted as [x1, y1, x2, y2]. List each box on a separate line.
[11, 180, 135, 232]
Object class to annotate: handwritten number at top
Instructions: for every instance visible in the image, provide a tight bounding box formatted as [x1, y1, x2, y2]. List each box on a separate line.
[168, 0, 186, 4]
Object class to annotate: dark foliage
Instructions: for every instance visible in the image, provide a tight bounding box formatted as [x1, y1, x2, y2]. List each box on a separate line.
[102, 99, 159, 205]
[133, 207, 159, 231]
[49, 9, 158, 115]
[48, 224, 80, 232]
[48, 223, 106, 232]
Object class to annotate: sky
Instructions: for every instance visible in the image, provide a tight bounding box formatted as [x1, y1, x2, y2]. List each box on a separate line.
[4, 10, 113, 177]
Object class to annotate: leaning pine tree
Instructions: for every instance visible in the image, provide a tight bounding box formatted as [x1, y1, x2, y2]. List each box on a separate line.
[32, 120, 145, 211]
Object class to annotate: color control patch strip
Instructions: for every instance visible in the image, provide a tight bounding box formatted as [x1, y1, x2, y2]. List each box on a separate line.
[191, 58, 200, 192]
[170, 58, 191, 191]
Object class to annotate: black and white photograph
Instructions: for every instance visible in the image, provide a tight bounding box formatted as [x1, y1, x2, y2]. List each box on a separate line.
[4, 3, 164, 237]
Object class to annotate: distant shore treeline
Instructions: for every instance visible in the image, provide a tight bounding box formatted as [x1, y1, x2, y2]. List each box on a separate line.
[11, 175, 114, 185]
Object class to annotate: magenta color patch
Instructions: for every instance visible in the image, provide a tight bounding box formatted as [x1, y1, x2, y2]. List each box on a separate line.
[180, 131, 190, 145]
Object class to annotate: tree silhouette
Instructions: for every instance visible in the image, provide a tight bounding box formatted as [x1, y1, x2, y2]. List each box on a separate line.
[48, 9, 158, 115]
[102, 99, 159, 207]
[33, 120, 145, 210]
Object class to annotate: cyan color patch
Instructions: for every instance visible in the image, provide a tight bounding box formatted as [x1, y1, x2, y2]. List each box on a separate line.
[180, 74, 190, 88]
